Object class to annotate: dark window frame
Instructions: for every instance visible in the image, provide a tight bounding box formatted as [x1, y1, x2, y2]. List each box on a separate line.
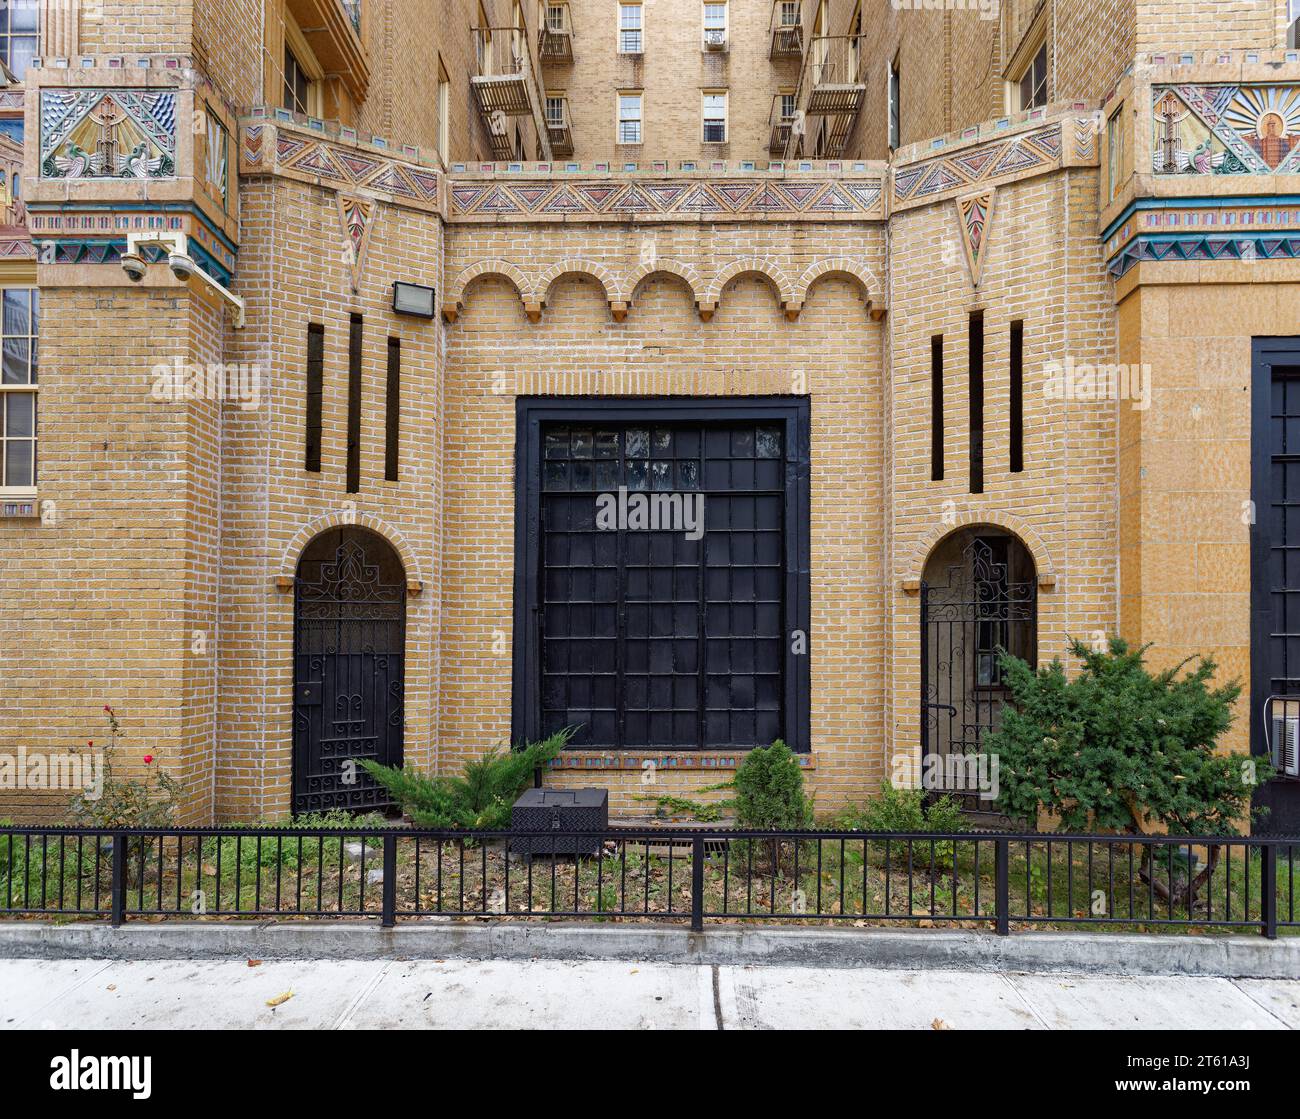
[1250, 337, 1300, 831]
[304, 322, 324, 473]
[969, 311, 984, 494]
[930, 334, 944, 481]
[345, 314, 362, 493]
[513, 396, 812, 753]
[1010, 319, 1024, 474]
[385, 336, 401, 482]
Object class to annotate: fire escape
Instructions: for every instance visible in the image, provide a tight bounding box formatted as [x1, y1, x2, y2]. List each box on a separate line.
[472, 14, 554, 160]
[783, 21, 865, 160]
[537, 3, 574, 157]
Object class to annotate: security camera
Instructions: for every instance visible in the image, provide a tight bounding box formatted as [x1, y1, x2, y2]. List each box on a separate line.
[168, 252, 196, 282]
[120, 252, 147, 283]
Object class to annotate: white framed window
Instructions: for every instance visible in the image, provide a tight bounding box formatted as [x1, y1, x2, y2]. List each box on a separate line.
[703, 2, 726, 48]
[618, 3, 643, 53]
[1014, 40, 1048, 110]
[779, 0, 799, 26]
[0, 287, 38, 492]
[888, 53, 900, 150]
[0, 0, 37, 82]
[780, 90, 796, 120]
[702, 91, 727, 143]
[437, 61, 451, 164]
[1107, 104, 1126, 201]
[546, 94, 566, 127]
[617, 92, 643, 144]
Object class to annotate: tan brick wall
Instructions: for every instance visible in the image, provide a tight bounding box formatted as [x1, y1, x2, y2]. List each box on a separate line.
[884, 164, 1119, 777]
[439, 220, 887, 813]
[0, 282, 222, 823]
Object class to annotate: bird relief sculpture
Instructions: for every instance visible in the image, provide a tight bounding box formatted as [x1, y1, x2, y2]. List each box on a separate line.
[41, 92, 176, 180]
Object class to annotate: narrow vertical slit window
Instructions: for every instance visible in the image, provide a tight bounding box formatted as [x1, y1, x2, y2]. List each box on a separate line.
[930, 334, 944, 481]
[1010, 320, 1024, 474]
[385, 337, 401, 482]
[304, 322, 324, 473]
[346, 314, 363, 493]
[969, 311, 984, 495]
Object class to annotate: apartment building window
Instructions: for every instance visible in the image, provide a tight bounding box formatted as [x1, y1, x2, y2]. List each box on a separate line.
[618, 92, 642, 144]
[619, 3, 643, 53]
[888, 54, 900, 150]
[546, 95, 566, 127]
[437, 62, 451, 165]
[780, 91, 797, 121]
[779, 0, 798, 26]
[284, 45, 311, 114]
[702, 92, 727, 143]
[1291, 0, 1300, 49]
[547, 4, 566, 32]
[703, 2, 726, 48]
[1014, 40, 1049, 111]
[0, 288, 38, 491]
[1106, 105, 1125, 200]
[0, 0, 37, 82]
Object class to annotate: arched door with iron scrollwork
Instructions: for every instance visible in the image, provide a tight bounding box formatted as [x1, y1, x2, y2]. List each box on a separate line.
[920, 533, 1036, 811]
[293, 528, 406, 815]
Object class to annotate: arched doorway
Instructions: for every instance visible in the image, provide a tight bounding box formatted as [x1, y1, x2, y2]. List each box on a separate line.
[293, 527, 406, 815]
[920, 529, 1037, 810]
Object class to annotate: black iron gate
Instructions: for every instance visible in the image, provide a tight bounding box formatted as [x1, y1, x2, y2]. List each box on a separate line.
[920, 535, 1036, 809]
[293, 528, 406, 815]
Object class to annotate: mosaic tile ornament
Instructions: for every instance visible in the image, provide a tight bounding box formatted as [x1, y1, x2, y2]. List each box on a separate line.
[1152, 84, 1300, 175]
[336, 194, 377, 293]
[893, 124, 1062, 206]
[449, 177, 885, 219]
[956, 189, 996, 287]
[40, 89, 177, 179]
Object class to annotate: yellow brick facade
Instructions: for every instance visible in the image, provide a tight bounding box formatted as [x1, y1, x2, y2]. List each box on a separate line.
[1, 0, 1299, 827]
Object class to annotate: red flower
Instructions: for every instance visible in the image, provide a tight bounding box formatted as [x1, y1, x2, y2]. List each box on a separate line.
[143, 754, 154, 765]
[103, 705, 112, 714]
[87, 740, 93, 748]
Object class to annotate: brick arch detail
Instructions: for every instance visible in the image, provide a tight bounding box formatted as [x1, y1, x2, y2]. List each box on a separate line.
[705, 256, 796, 308]
[625, 258, 705, 307]
[793, 257, 885, 312]
[280, 513, 423, 585]
[536, 257, 626, 305]
[904, 511, 1056, 586]
[444, 259, 533, 320]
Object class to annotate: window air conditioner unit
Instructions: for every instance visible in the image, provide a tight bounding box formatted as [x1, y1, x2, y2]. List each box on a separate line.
[704, 29, 727, 50]
[1268, 696, 1300, 778]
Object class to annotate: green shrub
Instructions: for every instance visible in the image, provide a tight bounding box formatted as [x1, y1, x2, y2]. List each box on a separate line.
[732, 740, 812, 830]
[359, 728, 576, 829]
[68, 706, 181, 829]
[835, 783, 967, 834]
[981, 637, 1264, 836]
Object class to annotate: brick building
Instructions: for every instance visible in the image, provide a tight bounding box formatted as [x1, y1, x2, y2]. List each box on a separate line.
[2, 0, 1300, 830]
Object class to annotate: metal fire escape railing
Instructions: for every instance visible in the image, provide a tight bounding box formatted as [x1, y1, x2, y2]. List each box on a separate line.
[538, 3, 574, 64]
[785, 34, 866, 159]
[769, 0, 803, 60]
[472, 21, 554, 160]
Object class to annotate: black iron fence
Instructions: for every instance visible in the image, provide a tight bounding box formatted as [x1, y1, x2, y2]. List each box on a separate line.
[1, 825, 1297, 937]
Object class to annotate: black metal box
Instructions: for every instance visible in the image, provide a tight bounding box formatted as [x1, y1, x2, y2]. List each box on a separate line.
[510, 787, 609, 857]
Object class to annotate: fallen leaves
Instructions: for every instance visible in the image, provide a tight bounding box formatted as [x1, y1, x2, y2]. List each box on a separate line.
[265, 991, 293, 1008]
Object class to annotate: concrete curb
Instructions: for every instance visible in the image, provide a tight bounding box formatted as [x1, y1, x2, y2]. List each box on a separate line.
[1, 921, 1298, 977]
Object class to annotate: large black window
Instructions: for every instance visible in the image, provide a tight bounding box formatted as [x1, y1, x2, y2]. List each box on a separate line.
[1251, 338, 1300, 832]
[514, 398, 810, 752]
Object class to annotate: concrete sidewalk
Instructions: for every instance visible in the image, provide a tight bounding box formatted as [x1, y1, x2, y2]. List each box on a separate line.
[2, 958, 1298, 1029]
